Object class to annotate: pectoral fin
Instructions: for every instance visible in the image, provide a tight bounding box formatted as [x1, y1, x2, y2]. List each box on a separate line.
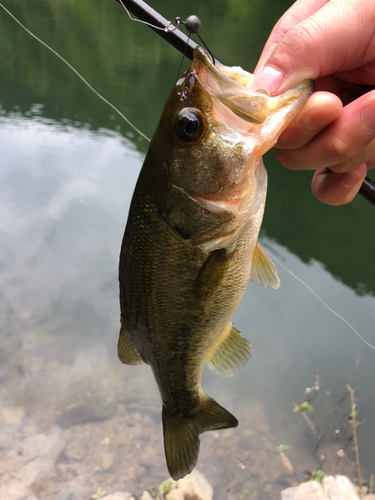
[206, 322, 252, 376]
[193, 248, 236, 299]
[250, 242, 280, 289]
[118, 320, 142, 365]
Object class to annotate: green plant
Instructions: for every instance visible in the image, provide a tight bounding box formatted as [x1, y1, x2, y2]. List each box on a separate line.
[293, 401, 313, 413]
[311, 470, 326, 483]
[160, 479, 173, 496]
[278, 444, 291, 453]
[91, 488, 106, 499]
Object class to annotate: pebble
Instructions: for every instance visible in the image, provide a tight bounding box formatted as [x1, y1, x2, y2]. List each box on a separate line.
[101, 452, 114, 471]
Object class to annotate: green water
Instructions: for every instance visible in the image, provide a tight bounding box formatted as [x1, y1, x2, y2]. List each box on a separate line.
[0, 1, 374, 498]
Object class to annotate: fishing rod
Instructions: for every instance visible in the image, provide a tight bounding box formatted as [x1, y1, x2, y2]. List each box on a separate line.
[114, 0, 198, 61]
[115, 0, 375, 207]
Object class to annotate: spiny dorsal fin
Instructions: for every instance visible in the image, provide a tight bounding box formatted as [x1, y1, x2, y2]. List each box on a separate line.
[250, 242, 280, 289]
[206, 322, 252, 376]
[117, 320, 142, 365]
[162, 396, 237, 480]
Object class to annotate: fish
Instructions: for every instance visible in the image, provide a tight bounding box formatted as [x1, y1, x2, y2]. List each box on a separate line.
[118, 46, 313, 480]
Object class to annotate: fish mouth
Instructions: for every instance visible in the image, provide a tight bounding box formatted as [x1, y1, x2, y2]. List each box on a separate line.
[192, 46, 313, 145]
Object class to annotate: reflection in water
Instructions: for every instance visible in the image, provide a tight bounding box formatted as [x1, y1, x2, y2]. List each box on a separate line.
[0, 0, 375, 497]
[0, 117, 374, 499]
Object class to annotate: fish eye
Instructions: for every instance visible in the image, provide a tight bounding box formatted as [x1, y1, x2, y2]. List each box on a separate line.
[176, 108, 204, 143]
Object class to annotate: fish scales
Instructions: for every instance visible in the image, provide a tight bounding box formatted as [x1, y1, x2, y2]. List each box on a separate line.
[118, 47, 313, 480]
[120, 174, 253, 404]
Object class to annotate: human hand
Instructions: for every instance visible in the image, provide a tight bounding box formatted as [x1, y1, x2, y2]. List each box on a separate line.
[250, 0, 375, 205]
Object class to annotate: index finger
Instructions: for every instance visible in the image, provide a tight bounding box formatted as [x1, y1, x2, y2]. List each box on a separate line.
[254, 0, 328, 73]
[251, 0, 375, 95]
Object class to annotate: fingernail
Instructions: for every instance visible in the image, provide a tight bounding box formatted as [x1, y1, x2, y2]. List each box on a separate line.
[361, 102, 375, 134]
[250, 66, 285, 94]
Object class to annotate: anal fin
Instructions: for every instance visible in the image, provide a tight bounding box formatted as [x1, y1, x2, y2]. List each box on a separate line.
[206, 322, 251, 376]
[250, 242, 280, 289]
[118, 319, 142, 365]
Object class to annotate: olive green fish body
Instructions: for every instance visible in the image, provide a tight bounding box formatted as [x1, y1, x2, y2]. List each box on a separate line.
[118, 47, 313, 479]
[119, 158, 266, 403]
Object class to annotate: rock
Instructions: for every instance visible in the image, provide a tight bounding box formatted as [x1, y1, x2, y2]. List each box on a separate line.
[141, 492, 154, 500]
[101, 493, 136, 500]
[323, 475, 359, 499]
[8, 428, 66, 463]
[365, 496, 375, 500]
[281, 475, 360, 500]
[56, 395, 117, 427]
[0, 427, 67, 483]
[281, 480, 327, 500]
[162, 470, 213, 500]
[14, 456, 55, 486]
[101, 452, 114, 471]
[0, 456, 56, 499]
[2, 406, 25, 426]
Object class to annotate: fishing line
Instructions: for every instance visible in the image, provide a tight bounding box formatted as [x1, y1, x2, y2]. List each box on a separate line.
[0, 3, 151, 142]
[270, 253, 375, 351]
[175, 32, 191, 82]
[2, 6, 374, 352]
[117, 0, 177, 32]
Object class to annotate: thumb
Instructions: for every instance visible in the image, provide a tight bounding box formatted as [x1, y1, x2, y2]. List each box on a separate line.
[250, 0, 375, 94]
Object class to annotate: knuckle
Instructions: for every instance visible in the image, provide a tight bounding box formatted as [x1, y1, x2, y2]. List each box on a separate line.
[275, 149, 302, 171]
[279, 20, 322, 56]
[326, 139, 359, 165]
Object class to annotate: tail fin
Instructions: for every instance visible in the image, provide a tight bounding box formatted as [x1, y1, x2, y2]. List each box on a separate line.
[162, 396, 238, 480]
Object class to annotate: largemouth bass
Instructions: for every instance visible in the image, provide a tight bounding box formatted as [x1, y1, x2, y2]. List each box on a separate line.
[118, 47, 312, 480]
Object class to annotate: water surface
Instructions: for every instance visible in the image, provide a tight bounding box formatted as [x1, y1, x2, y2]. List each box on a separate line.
[0, 1, 374, 499]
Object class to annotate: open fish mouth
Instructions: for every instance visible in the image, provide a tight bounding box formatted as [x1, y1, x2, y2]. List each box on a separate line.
[192, 46, 313, 146]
